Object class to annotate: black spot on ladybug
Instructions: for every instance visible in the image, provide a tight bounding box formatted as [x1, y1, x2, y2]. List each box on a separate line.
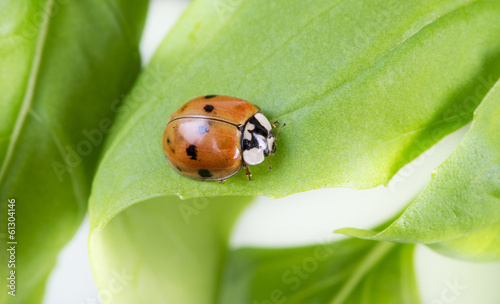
[204, 104, 214, 112]
[186, 145, 197, 160]
[171, 148, 175, 154]
[198, 169, 212, 178]
[176, 166, 182, 172]
[180, 105, 187, 112]
[205, 95, 217, 99]
[198, 124, 209, 134]
[166, 137, 170, 144]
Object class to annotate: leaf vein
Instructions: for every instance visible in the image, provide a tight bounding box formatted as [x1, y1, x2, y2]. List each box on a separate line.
[0, 0, 55, 186]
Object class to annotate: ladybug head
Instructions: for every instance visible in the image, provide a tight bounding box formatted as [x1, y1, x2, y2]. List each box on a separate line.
[241, 113, 284, 169]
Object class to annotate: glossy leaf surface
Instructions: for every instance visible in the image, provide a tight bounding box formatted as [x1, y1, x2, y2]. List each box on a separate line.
[87, 0, 500, 303]
[339, 79, 500, 261]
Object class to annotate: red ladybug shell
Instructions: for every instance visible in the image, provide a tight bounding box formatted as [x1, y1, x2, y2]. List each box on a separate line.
[162, 95, 260, 180]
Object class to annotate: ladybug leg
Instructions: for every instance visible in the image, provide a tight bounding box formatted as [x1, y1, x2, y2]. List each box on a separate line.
[243, 163, 252, 181]
[271, 120, 279, 129]
[219, 179, 226, 184]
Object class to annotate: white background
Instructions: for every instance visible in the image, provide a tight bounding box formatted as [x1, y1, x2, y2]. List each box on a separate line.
[43, 1, 500, 303]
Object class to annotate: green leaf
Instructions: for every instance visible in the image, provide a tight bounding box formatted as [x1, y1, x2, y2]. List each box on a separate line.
[90, 0, 500, 220]
[338, 79, 500, 261]
[0, 0, 148, 302]
[218, 240, 419, 304]
[87, 0, 500, 302]
[89, 196, 251, 304]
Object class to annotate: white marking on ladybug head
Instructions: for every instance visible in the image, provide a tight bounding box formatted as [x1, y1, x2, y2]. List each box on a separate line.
[243, 122, 254, 141]
[242, 130, 268, 165]
[242, 113, 275, 165]
[254, 113, 272, 132]
[243, 147, 265, 165]
[267, 135, 276, 155]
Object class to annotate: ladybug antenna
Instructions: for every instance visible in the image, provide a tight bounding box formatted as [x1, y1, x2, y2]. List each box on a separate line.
[268, 122, 286, 170]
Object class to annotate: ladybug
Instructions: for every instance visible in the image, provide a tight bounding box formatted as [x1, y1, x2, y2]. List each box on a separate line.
[162, 95, 285, 181]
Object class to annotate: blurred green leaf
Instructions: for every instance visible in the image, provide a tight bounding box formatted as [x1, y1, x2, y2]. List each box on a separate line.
[218, 240, 419, 304]
[0, 0, 148, 303]
[89, 196, 251, 304]
[338, 79, 500, 261]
